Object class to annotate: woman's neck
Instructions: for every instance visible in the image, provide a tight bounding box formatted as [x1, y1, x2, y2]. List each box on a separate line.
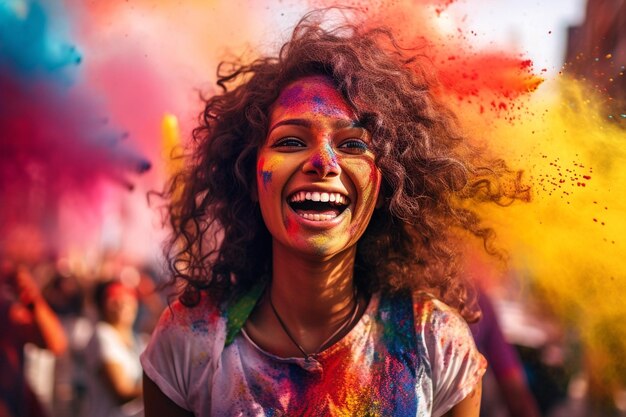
[269, 242, 358, 329]
[244, 242, 364, 358]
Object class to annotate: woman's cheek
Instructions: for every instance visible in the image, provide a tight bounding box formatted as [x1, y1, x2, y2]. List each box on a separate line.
[257, 157, 272, 189]
[284, 215, 301, 238]
[257, 155, 285, 190]
[352, 158, 381, 203]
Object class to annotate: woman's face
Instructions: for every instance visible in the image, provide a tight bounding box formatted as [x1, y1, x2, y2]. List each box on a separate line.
[102, 283, 137, 327]
[256, 75, 382, 258]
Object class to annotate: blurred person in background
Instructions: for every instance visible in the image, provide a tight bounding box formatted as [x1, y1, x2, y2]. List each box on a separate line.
[133, 266, 167, 336]
[84, 279, 145, 417]
[470, 289, 542, 417]
[0, 261, 68, 417]
[42, 272, 92, 417]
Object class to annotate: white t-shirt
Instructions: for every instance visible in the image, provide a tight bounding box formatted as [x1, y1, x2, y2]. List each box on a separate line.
[84, 321, 145, 417]
[141, 291, 486, 416]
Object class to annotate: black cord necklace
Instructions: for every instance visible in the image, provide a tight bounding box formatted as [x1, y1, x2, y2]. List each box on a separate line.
[268, 287, 360, 362]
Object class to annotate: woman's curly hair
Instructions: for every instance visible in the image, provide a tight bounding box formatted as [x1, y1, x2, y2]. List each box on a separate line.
[164, 10, 528, 321]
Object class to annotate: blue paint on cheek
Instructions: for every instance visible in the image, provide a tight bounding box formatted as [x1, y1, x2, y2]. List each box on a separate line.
[260, 170, 272, 188]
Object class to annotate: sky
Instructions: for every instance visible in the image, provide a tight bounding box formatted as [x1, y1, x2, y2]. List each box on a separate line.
[450, 0, 587, 74]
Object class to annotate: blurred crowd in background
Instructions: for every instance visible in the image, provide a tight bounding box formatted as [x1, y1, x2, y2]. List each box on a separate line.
[0, 254, 166, 417]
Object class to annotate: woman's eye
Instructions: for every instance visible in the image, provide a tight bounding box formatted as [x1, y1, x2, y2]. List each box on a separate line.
[338, 139, 369, 154]
[271, 137, 305, 148]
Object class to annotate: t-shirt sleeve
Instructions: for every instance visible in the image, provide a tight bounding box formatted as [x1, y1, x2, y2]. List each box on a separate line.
[140, 298, 224, 413]
[417, 295, 487, 417]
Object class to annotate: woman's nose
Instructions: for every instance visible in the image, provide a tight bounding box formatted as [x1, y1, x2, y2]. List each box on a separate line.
[302, 142, 340, 178]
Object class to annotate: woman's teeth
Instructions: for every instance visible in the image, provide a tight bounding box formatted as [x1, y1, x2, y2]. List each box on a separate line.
[299, 212, 337, 221]
[288, 191, 350, 222]
[289, 191, 347, 204]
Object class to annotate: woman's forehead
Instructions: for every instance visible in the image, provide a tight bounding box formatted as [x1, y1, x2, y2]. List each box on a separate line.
[105, 282, 137, 300]
[271, 75, 356, 120]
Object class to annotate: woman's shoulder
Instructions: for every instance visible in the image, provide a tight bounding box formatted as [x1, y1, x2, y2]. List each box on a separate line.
[408, 290, 478, 347]
[410, 290, 484, 361]
[411, 290, 463, 322]
[154, 292, 226, 339]
[141, 292, 227, 381]
[409, 292, 487, 414]
[141, 293, 228, 412]
[378, 290, 466, 323]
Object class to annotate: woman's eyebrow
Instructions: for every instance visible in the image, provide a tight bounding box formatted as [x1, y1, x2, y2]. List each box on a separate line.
[268, 118, 364, 134]
[268, 118, 311, 134]
[337, 120, 365, 129]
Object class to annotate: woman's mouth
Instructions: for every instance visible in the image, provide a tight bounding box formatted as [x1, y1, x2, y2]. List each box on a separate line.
[287, 191, 350, 221]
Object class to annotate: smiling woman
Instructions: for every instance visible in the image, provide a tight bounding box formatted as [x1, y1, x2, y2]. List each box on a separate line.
[140, 8, 526, 417]
[256, 75, 382, 259]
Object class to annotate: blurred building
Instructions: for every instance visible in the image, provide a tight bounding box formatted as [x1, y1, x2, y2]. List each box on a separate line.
[564, 0, 626, 114]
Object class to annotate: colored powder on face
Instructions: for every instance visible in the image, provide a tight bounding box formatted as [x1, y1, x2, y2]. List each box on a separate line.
[285, 214, 300, 238]
[257, 157, 273, 188]
[257, 155, 285, 189]
[359, 159, 381, 205]
[277, 83, 306, 108]
[277, 76, 352, 120]
[311, 142, 339, 172]
[311, 94, 346, 117]
[283, 216, 333, 255]
[309, 234, 332, 255]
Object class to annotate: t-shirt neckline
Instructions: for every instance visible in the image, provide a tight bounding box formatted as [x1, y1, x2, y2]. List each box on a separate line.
[238, 292, 380, 368]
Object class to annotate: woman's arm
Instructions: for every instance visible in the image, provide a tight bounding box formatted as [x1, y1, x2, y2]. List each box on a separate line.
[9, 267, 68, 355]
[143, 372, 194, 417]
[442, 380, 482, 417]
[101, 360, 142, 403]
